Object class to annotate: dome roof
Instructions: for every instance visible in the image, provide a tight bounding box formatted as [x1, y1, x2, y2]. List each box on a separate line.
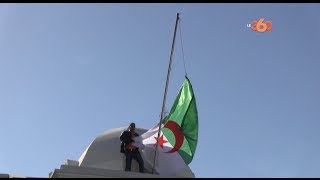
[78, 127, 195, 177]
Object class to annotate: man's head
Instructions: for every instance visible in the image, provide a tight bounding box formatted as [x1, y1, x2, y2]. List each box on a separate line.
[129, 122, 135, 132]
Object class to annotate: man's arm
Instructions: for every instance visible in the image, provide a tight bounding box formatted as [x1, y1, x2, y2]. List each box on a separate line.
[120, 131, 133, 143]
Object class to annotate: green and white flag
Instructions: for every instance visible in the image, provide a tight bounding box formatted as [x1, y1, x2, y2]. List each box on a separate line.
[134, 76, 198, 176]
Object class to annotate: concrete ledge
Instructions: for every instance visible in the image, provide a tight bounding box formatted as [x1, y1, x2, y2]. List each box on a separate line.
[50, 165, 184, 178]
[0, 174, 9, 178]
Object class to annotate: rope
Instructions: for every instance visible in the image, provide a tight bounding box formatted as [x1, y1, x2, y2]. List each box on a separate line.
[178, 18, 188, 77]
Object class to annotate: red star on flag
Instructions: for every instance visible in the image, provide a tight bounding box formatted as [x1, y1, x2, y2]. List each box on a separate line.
[154, 135, 168, 148]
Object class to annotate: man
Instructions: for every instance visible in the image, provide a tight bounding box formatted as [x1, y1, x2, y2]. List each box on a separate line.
[120, 123, 144, 173]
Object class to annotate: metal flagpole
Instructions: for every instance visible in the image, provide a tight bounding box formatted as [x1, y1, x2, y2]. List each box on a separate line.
[152, 13, 180, 174]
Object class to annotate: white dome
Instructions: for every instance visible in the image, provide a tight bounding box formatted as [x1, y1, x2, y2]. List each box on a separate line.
[78, 127, 195, 177]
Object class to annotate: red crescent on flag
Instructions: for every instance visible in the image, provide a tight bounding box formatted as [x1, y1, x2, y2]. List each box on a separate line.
[163, 120, 184, 153]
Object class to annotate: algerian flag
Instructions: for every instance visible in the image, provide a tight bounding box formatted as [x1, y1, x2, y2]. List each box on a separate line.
[133, 76, 198, 176]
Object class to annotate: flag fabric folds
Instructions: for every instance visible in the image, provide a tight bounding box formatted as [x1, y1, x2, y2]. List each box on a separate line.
[133, 76, 198, 176]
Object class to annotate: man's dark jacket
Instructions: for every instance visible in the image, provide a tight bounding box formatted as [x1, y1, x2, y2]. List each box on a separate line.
[120, 130, 139, 153]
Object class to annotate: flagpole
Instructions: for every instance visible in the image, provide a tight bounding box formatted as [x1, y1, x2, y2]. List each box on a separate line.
[152, 13, 180, 174]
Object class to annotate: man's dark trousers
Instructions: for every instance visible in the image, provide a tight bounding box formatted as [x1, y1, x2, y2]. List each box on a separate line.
[124, 148, 144, 173]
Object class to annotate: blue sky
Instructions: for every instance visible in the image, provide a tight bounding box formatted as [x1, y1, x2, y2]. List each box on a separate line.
[1, 3, 320, 178]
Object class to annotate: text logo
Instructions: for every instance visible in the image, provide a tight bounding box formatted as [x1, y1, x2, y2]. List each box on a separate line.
[247, 18, 272, 33]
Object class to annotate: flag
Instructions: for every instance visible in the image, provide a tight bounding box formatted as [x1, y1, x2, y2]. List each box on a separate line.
[133, 76, 198, 176]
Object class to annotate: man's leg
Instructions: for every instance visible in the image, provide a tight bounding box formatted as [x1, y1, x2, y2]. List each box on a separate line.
[132, 150, 144, 173]
[125, 151, 132, 171]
